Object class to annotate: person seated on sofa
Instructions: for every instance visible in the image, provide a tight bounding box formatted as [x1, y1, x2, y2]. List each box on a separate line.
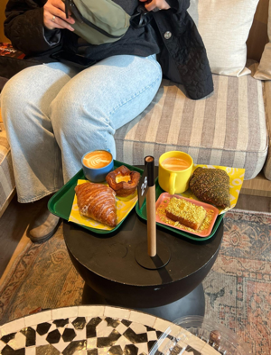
[1, 0, 213, 243]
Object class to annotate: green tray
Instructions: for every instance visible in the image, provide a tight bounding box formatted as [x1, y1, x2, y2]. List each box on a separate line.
[48, 160, 143, 235]
[135, 178, 225, 242]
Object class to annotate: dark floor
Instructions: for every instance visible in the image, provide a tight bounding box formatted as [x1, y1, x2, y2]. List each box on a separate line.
[0, 195, 46, 279]
[0, 193, 270, 279]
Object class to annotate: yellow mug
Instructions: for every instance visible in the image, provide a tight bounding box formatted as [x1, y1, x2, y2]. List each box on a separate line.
[158, 151, 193, 195]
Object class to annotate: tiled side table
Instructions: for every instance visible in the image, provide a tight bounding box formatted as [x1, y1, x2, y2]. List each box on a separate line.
[0, 305, 220, 355]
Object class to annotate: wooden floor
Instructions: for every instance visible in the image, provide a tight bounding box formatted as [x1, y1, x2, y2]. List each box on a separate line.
[0, 193, 271, 279]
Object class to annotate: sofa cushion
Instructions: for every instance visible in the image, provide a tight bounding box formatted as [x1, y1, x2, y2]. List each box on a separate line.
[188, 0, 259, 76]
[0, 121, 15, 216]
[263, 81, 271, 180]
[115, 75, 268, 180]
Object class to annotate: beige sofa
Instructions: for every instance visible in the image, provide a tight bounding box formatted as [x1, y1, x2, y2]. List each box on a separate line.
[0, 0, 271, 218]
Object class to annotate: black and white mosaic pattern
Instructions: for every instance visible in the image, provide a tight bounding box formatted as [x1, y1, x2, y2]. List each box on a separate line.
[0, 306, 219, 355]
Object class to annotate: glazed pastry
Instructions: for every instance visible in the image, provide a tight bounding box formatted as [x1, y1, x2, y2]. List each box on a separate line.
[106, 165, 141, 197]
[75, 182, 117, 227]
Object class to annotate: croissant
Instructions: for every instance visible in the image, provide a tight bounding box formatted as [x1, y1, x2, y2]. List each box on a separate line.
[75, 182, 117, 227]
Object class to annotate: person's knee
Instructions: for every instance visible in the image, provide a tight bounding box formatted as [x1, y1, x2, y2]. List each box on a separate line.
[50, 90, 78, 131]
[51, 91, 114, 154]
[51, 88, 107, 135]
[1, 75, 34, 131]
[1, 74, 28, 112]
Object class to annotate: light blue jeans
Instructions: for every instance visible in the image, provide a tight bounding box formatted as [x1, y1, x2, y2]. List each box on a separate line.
[1, 55, 162, 203]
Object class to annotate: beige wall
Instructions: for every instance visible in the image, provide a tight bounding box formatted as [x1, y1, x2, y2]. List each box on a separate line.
[0, 0, 9, 43]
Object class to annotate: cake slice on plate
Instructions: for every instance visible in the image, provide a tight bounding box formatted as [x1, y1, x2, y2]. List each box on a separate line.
[165, 197, 206, 230]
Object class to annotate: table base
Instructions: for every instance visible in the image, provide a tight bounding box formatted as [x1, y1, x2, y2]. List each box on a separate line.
[135, 239, 171, 270]
[82, 283, 205, 322]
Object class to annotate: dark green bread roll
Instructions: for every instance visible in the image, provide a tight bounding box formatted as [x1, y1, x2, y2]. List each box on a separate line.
[189, 167, 230, 209]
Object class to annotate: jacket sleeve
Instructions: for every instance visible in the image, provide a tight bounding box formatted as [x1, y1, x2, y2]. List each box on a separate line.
[154, 7, 213, 100]
[4, 0, 61, 55]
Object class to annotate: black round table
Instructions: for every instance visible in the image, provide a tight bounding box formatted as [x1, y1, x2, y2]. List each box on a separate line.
[63, 201, 224, 322]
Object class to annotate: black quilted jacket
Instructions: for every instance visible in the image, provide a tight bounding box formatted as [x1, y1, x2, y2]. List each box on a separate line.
[4, 0, 213, 100]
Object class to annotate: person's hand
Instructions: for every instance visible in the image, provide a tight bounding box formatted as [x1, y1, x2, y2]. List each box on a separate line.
[43, 0, 75, 31]
[139, 0, 170, 12]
